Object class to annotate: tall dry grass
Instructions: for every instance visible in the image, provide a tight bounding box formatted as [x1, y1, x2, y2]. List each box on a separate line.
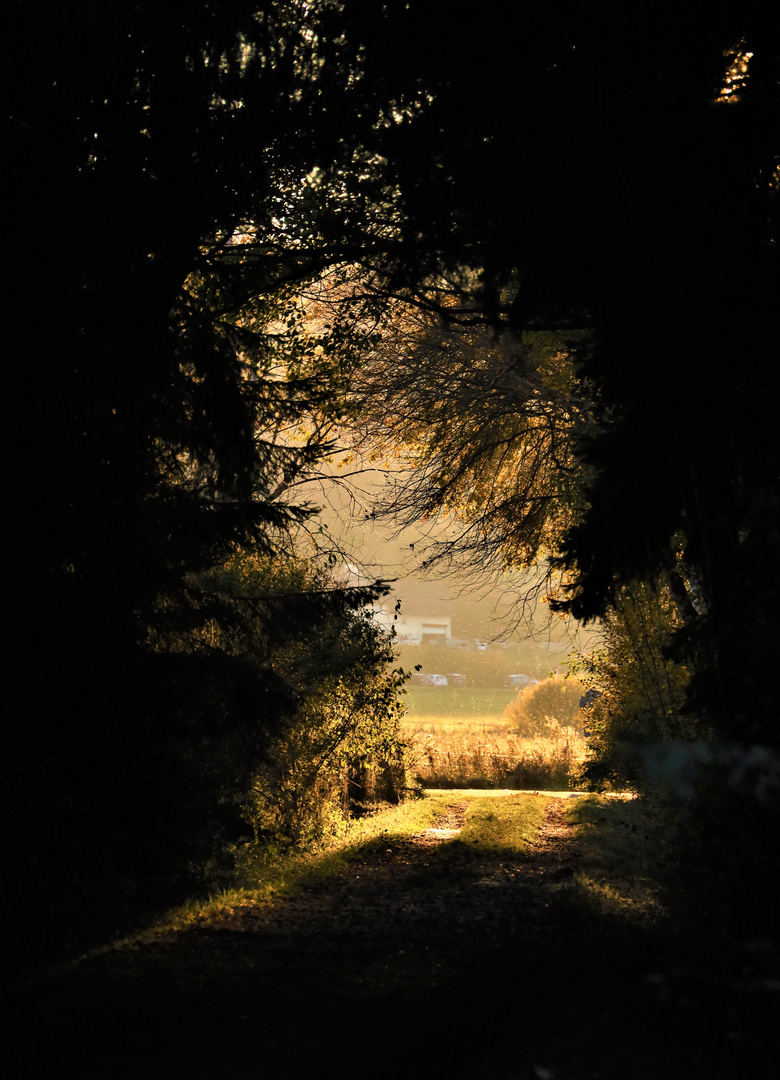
[408, 719, 586, 790]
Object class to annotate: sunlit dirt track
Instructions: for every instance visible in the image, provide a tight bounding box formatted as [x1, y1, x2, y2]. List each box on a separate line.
[2, 798, 774, 1079]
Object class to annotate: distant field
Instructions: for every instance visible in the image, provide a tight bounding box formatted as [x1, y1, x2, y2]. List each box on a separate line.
[402, 686, 518, 729]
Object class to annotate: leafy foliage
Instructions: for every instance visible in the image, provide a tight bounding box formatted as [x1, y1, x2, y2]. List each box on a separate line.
[345, 313, 585, 590]
[177, 550, 410, 848]
[573, 580, 698, 790]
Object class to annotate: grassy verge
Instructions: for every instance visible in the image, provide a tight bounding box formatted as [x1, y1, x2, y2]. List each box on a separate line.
[112, 793, 462, 943]
[563, 794, 665, 923]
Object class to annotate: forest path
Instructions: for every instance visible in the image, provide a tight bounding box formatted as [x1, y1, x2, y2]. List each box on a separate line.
[3, 796, 771, 1079]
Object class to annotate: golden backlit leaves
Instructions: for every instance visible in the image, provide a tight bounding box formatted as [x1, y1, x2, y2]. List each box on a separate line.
[715, 41, 753, 106]
[181, 235, 588, 586]
[340, 301, 585, 580]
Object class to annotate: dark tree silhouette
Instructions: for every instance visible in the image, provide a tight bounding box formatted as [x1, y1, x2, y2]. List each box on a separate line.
[344, 5, 780, 744]
[3, 1, 416, 891]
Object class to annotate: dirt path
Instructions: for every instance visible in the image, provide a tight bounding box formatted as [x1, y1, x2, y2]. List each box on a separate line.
[2, 798, 774, 1079]
[202, 799, 572, 942]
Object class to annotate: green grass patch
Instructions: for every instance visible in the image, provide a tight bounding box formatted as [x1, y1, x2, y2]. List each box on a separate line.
[455, 793, 549, 852]
[403, 686, 517, 726]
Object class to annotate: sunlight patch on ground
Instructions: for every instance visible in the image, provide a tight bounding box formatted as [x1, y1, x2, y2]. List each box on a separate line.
[423, 787, 586, 798]
[422, 788, 636, 799]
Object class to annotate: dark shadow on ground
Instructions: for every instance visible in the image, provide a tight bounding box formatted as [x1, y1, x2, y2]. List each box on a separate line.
[2, 802, 777, 1079]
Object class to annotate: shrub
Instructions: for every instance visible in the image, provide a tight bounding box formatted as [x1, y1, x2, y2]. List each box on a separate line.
[184, 552, 416, 857]
[505, 674, 586, 737]
[246, 608, 413, 851]
[248, 665, 412, 850]
[572, 579, 696, 790]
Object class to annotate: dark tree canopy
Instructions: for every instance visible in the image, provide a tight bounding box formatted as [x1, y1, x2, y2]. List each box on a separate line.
[341, 4, 780, 744]
[4, 1, 424, 885]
